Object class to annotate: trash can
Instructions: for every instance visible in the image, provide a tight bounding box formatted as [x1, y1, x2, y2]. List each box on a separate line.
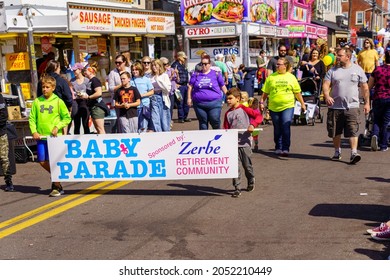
[242, 67, 257, 98]
[0, 139, 16, 176]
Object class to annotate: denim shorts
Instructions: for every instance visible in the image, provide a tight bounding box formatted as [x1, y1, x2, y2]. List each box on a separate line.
[327, 108, 360, 138]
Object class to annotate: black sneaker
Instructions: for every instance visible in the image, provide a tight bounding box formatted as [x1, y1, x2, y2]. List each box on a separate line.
[247, 179, 255, 192]
[231, 190, 241, 198]
[350, 153, 361, 164]
[184, 118, 192, 122]
[178, 119, 185, 123]
[5, 183, 14, 192]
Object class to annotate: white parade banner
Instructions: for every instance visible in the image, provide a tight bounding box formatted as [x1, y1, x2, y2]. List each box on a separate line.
[48, 130, 238, 182]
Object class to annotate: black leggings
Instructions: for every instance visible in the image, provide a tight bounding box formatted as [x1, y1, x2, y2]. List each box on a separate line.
[73, 106, 90, 134]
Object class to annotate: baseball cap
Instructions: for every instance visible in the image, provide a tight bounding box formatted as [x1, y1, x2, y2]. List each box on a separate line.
[177, 51, 187, 59]
[374, 40, 379, 45]
[71, 63, 85, 71]
[215, 53, 224, 60]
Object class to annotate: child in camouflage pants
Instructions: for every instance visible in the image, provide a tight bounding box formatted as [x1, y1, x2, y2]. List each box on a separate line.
[0, 93, 13, 191]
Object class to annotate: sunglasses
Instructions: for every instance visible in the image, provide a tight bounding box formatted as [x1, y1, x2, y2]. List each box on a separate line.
[201, 62, 210, 66]
[142, 61, 151, 64]
[115, 61, 124, 64]
[276, 63, 285, 66]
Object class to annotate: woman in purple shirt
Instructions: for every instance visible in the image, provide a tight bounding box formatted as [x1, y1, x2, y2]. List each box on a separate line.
[187, 54, 227, 130]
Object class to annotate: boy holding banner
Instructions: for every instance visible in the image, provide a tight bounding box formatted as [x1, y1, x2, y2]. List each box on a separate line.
[223, 88, 262, 198]
[29, 75, 71, 197]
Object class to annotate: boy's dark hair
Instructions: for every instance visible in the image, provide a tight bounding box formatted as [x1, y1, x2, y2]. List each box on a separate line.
[41, 75, 56, 88]
[120, 71, 131, 78]
[226, 87, 241, 99]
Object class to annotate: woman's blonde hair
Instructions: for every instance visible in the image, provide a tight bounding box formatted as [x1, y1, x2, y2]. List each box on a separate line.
[152, 59, 165, 75]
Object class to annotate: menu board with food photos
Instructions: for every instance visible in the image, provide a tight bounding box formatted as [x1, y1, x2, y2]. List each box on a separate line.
[181, 0, 279, 26]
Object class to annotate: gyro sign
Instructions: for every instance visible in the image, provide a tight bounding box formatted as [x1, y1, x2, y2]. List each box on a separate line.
[185, 25, 236, 37]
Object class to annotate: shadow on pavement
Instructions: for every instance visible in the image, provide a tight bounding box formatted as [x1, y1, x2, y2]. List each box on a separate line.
[255, 149, 337, 161]
[366, 177, 390, 183]
[309, 203, 390, 222]
[309, 203, 390, 260]
[3, 183, 231, 197]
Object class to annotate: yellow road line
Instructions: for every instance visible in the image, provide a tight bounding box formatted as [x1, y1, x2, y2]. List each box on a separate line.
[0, 181, 130, 239]
[0, 181, 113, 230]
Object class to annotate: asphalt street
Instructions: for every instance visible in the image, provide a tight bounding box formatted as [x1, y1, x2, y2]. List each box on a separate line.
[0, 104, 389, 260]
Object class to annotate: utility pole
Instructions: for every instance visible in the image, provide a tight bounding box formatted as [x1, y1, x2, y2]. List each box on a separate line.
[348, 0, 352, 40]
[25, 5, 38, 99]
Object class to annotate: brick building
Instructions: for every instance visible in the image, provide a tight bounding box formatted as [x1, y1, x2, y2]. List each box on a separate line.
[341, 0, 390, 44]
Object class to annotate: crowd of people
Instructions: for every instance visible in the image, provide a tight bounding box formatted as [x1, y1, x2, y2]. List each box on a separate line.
[1, 38, 390, 255]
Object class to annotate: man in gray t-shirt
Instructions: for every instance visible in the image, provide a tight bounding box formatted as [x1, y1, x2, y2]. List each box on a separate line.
[322, 47, 370, 164]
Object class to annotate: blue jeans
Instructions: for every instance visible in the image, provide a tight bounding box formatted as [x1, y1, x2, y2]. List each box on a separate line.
[372, 98, 390, 149]
[175, 85, 190, 120]
[150, 94, 164, 132]
[269, 107, 294, 151]
[193, 99, 223, 130]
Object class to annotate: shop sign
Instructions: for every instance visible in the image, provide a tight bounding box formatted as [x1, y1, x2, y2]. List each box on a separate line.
[275, 27, 289, 37]
[20, 83, 31, 100]
[181, 0, 279, 26]
[88, 38, 98, 53]
[78, 39, 88, 53]
[68, 3, 175, 35]
[119, 38, 129, 52]
[260, 25, 276, 36]
[190, 47, 239, 59]
[5, 52, 30, 71]
[97, 38, 107, 53]
[316, 26, 328, 38]
[185, 25, 236, 38]
[285, 24, 306, 38]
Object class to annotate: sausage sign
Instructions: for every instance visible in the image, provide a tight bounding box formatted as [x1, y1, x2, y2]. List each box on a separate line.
[48, 130, 238, 182]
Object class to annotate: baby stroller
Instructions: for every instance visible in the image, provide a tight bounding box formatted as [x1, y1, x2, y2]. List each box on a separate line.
[293, 77, 323, 125]
[358, 110, 390, 148]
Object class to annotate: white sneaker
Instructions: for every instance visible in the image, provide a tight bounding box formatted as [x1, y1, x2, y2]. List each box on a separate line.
[371, 135, 378, 151]
[274, 149, 282, 155]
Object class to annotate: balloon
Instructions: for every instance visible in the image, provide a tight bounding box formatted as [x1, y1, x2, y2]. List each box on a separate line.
[328, 53, 335, 64]
[323, 55, 333, 66]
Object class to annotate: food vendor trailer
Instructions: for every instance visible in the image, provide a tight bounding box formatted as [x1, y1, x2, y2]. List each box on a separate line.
[181, 0, 289, 71]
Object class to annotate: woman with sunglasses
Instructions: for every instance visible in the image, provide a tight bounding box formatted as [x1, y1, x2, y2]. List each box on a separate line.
[261, 57, 306, 157]
[130, 62, 154, 133]
[150, 59, 172, 131]
[108, 55, 130, 96]
[141, 56, 153, 78]
[187, 54, 227, 130]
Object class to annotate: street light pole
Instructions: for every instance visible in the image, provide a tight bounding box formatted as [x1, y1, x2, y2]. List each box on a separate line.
[25, 5, 38, 99]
